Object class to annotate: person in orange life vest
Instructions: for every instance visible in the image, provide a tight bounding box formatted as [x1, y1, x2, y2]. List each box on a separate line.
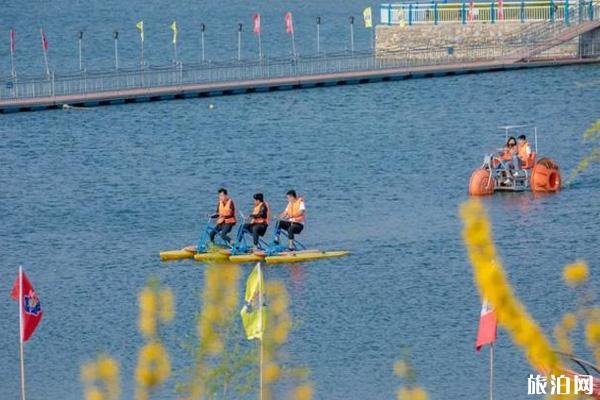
[276, 190, 305, 250]
[242, 193, 269, 250]
[513, 134, 532, 169]
[209, 188, 237, 245]
[501, 136, 517, 162]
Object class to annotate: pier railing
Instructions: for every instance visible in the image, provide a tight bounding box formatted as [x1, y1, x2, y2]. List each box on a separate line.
[380, 0, 599, 25]
[1, 37, 599, 102]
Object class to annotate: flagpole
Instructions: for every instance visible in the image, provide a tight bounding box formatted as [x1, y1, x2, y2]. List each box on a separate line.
[18, 266, 26, 400]
[258, 262, 264, 400]
[11, 49, 16, 78]
[291, 32, 296, 58]
[258, 33, 262, 60]
[489, 343, 494, 400]
[201, 24, 206, 63]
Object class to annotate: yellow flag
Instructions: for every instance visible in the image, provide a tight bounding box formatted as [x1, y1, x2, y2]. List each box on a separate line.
[136, 20, 144, 42]
[363, 7, 373, 28]
[170, 21, 178, 44]
[240, 263, 266, 340]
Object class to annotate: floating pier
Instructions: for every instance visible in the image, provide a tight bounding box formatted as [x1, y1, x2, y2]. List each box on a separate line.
[0, 56, 598, 114]
[1, 13, 599, 114]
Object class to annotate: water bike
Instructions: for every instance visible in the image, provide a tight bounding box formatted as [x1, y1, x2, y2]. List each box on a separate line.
[468, 125, 561, 196]
[159, 215, 349, 264]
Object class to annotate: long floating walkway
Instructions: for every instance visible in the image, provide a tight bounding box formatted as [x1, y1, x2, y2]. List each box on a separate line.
[1, 56, 598, 113]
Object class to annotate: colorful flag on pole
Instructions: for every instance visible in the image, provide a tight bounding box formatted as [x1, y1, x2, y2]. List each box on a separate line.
[498, 0, 504, 20]
[136, 20, 144, 42]
[285, 12, 294, 34]
[40, 29, 49, 51]
[475, 301, 497, 351]
[170, 21, 178, 44]
[240, 263, 266, 340]
[10, 29, 16, 54]
[363, 7, 373, 28]
[11, 269, 43, 343]
[253, 13, 261, 35]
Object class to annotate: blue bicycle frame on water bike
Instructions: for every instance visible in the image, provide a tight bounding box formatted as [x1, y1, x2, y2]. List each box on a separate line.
[264, 220, 306, 256]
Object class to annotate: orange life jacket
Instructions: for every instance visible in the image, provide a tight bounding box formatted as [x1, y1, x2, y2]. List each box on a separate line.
[251, 201, 269, 225]
[501, 147, 514, 161]
[217, 198, 236, 224]
[518, 141, 531, 162]
[287, 197, 305, 223]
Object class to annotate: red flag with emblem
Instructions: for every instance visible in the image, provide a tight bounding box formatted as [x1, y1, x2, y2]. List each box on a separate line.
[253, 13, 261, 35]
[285, 12, 294, 34]
[475, 301, 497, 351]
[11, 268, 43, 342]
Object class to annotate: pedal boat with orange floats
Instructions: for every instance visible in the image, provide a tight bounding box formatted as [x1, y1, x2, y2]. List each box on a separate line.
[468, 125, 561, 196]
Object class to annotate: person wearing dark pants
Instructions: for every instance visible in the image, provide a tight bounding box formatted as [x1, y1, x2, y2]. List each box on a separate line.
[209, 188, 237, 245]
[277, 190, 306, 250]
[243, 193, 269, 250]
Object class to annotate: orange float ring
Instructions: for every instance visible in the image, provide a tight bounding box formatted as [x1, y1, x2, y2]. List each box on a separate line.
[531, 158, 561, 192]
[468, 168, 494, 196]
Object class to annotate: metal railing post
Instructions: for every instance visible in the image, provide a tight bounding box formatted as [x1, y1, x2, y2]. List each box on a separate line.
[409, 4, 413, 25]
[434, 2, 439, 24]
[462, 0, 467, 24]
[388, 4, 393, 25]
[565, 0, 570, 25]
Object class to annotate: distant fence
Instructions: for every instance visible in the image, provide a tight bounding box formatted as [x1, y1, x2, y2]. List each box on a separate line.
[1, 40, 599, 101]
[380, 0, 599, 25]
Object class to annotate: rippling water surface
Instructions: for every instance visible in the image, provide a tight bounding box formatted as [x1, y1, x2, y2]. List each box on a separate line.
[1, 1, 600, 399]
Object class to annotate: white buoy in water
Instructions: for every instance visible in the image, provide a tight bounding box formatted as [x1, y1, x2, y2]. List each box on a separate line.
[209, 103, 215, 109]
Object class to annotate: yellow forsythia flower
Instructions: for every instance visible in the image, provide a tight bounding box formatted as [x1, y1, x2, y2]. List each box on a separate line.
[562, 313, 577, 331]
[158, 289, 174, 323]
[411, 387, 429, 400]
[460, 200, 562, 374]
[563, 261, 589, 287]
[292, 383, 314, 400]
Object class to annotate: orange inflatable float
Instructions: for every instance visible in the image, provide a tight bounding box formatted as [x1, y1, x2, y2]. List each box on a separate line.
[468, 168, 495, 196]
[530, 158, 561, 192]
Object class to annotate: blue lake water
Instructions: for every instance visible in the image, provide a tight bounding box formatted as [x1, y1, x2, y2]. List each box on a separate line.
[1, 1, 600, 399]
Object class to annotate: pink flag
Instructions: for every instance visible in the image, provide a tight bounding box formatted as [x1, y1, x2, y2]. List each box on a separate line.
[498, 0, 504, 20]
[41, 29, 49, 51]
[253, 14, 261, 35]
[285, 12, 294, 34]
[468, 0, 475, 22]
[475, 301, 497, 351]
[11, 269, 43, 343]
[10, 29, 16, 54]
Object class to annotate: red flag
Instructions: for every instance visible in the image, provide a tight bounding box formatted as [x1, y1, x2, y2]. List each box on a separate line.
[40, 29, 49, 51]
[475, 301, 497, 351]
[11, 269, 43, 342]
[498, 0, 504, 20]
[253, 13, 261, 35]
[285, 12, 294, 34]
[10, 29, 16, 54]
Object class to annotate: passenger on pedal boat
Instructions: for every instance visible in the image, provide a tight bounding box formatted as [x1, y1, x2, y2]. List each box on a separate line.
[276, 190, 305, 251]
[209, 188, 237, 246]
[242, 193, 270, 251]
[499, 136, 518, 184]
[515, 134, 532, 169]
